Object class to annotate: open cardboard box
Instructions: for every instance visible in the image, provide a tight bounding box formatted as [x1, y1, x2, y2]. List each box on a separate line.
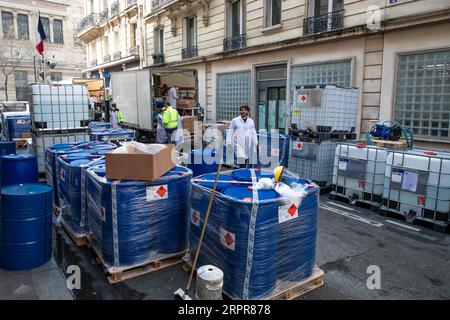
[106, 143, 176, 181]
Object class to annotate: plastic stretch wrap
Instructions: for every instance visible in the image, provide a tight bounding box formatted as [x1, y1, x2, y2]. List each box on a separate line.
[257, 132, 290, 168]
[58, 156, 106, 235]
[86, 165, 193, 269]
[189, 168, 319, 300]
[45, 141, 116, 207]
[89, 128, 136, 141]
[89, 122, 111, 132]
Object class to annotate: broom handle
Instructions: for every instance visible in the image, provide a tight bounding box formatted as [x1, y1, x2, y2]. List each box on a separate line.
[186, 162, 223, 292]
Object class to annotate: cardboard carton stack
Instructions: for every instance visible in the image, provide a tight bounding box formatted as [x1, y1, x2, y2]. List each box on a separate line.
[177, 99, 196, 109]
[181, 116, 197, 135]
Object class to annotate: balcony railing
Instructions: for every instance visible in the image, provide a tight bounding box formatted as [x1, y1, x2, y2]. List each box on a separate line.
[182, 46, 198, 59]
[90, 59, 97, 67]
[152, 0, 177, 10]
[152, 53, 165, 65]
[76, 13, 100, 34]
[103, 55, 111, 63]
[111, 1, 120, 16]
[223, 34, 246, 52]
[303, 10, 344, 35]
[129, 46, 139, 55]
[127, 0, 137, 7]
[99, 8, 109, 24]
[113, 51, 122, 60]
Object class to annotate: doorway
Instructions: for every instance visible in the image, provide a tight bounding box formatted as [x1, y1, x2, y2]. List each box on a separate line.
[258, 87, 286, 132]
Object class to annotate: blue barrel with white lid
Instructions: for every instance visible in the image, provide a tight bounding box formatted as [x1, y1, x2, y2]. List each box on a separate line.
[0, 183, 52, 270]
[1, 153, 38, 187]
[86, 165, 192, 267]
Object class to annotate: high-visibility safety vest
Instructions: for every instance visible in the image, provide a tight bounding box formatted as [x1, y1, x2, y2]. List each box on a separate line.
[117, 111, 124, 123]
[163, 106, 179, 129]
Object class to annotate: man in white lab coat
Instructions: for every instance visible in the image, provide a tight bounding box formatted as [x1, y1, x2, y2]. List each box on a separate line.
[226, 105, 258, 168]
[167, 85, 179, 108]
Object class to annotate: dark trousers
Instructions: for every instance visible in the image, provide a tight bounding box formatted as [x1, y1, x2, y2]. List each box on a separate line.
[165, 128, 176, 144]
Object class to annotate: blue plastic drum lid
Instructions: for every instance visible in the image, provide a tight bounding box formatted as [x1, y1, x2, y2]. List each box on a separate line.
[220, 186, 279, 298]
[231, 168, 274, 182]
[0, 141, 16, 156]
[0, 184, 53, 271]
[1, 154, 38, 187]
[70, 158, 105, 167]
[193, 173, 244, 191]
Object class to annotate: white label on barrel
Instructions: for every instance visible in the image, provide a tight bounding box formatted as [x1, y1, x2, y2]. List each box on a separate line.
[391, 172, 402, 183]
[271, 148, 280, 157]
[220, 227, 235, 251]
[146, 185, 168, 201]
[278, 201, 299, 223]
[190, 209, 200, 227]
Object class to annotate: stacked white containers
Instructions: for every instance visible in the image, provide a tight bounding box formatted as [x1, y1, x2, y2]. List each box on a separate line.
[332, 144, 388, 206]
[382, 150, 450, 229]
[30, 84, 90, 173]
[288, 85, 359, 187]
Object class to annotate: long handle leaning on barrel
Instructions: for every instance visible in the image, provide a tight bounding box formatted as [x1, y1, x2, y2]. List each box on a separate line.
[186, 162, 223, 293]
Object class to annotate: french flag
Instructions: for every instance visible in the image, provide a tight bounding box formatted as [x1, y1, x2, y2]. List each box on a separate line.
[36, 15, 47, 55]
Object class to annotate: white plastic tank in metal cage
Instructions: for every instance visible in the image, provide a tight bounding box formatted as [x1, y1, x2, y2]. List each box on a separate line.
[382, 149, 450, 229]
[331, 143, 389, 206]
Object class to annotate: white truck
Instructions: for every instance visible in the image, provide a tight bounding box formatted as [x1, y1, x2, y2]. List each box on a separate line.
[110, 68, 199, 142]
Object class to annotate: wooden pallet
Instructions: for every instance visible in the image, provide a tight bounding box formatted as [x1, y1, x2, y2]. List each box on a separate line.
[371, 139, 407, 149]
[183, 262, 324, 300]
[60, 218, 88, 247]
[86, 237, 186, 284]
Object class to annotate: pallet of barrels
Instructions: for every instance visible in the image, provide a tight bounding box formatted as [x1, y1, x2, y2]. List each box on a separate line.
[188, 168, 324, 300]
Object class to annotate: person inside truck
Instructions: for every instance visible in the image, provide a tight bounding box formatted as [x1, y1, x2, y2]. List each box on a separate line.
[111, 103, 124, 128]
[168, 85, 179, 108]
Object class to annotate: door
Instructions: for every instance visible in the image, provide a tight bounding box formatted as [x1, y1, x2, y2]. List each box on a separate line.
[258, 87, 286, 132]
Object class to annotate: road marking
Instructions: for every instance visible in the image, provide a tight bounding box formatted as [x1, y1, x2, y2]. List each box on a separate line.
[320, 204, 383, 227]
[385, 219, 421, 232]
[327, 201, 356, 211]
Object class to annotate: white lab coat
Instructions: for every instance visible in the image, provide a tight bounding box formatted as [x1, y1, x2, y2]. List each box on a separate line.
[156, 114, 166, 143]
[167, 87, 179, 107]
[226, 116, 258, 160]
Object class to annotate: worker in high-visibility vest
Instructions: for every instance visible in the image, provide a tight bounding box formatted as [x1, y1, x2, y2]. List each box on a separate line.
[111, 103, 124, 128]
[162, 105, 179, 143]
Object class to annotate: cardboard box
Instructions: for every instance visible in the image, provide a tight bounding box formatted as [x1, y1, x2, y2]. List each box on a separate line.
[21, 133, 32, 139]
[106, 144, 176, 181]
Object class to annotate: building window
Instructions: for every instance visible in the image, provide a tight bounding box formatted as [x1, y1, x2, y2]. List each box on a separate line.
[227, 0, 244, 39]
[51, 72, 63, 82]
[40, 17, 50, 42]
[394, 50, 450, 140]
[154, 27, 164, 54]
[304, 0, 344, 35]
[17, 14, 29, 40]
[53, 19, 64, 44]
[266, 0, 281, 27]
[15, 71, 28, 101]
[217, 71, 251, 121]
[186, 16, 196, 48]
[2, 11, 14, 38]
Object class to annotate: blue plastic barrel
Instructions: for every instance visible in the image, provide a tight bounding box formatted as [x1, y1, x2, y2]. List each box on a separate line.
[231, 168, 274, 181]
[86, 165, 192, 267]
[0, 141, 16, 156]
[89, 122, 111, 132]
[192, 173, 240, 191]
[257, 132, 290, 168]
[1, 154, 38, 187]
[0, 183, 53, 270]
[188, 149, 220, 177]
[6, 115, 31, 140]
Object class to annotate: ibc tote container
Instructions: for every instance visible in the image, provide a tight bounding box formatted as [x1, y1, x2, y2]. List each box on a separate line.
[382, 149, 450, 231]
[331, 143, 388, 207]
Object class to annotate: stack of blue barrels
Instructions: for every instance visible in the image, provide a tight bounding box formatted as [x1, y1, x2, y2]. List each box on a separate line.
[187, 149, 222, 177]
[58, 154, 106, 234]
[86, 165, 192, 267]
[45, 141, 116, 208]
[90, 128, 136, 142]
[4, 115, 31, 140]
[190, 168, 318, 299]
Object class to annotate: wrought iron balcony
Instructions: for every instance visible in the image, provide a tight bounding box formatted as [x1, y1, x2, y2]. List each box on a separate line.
[128, 46, 139, 55]
[303, 10, 344, 35]
[152, 53, 165, 65]
[182, 46, 198, 59]
[99, 8, 109, 24]
[76, 13, 101, 34]
[223, 34, 246, 52]
[127, 0, 137, 7]
[103, 55, 111, 63]
[90, 59, 97, 67]
[113, 51, 122, 60]
[111, 1, 120, 16]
